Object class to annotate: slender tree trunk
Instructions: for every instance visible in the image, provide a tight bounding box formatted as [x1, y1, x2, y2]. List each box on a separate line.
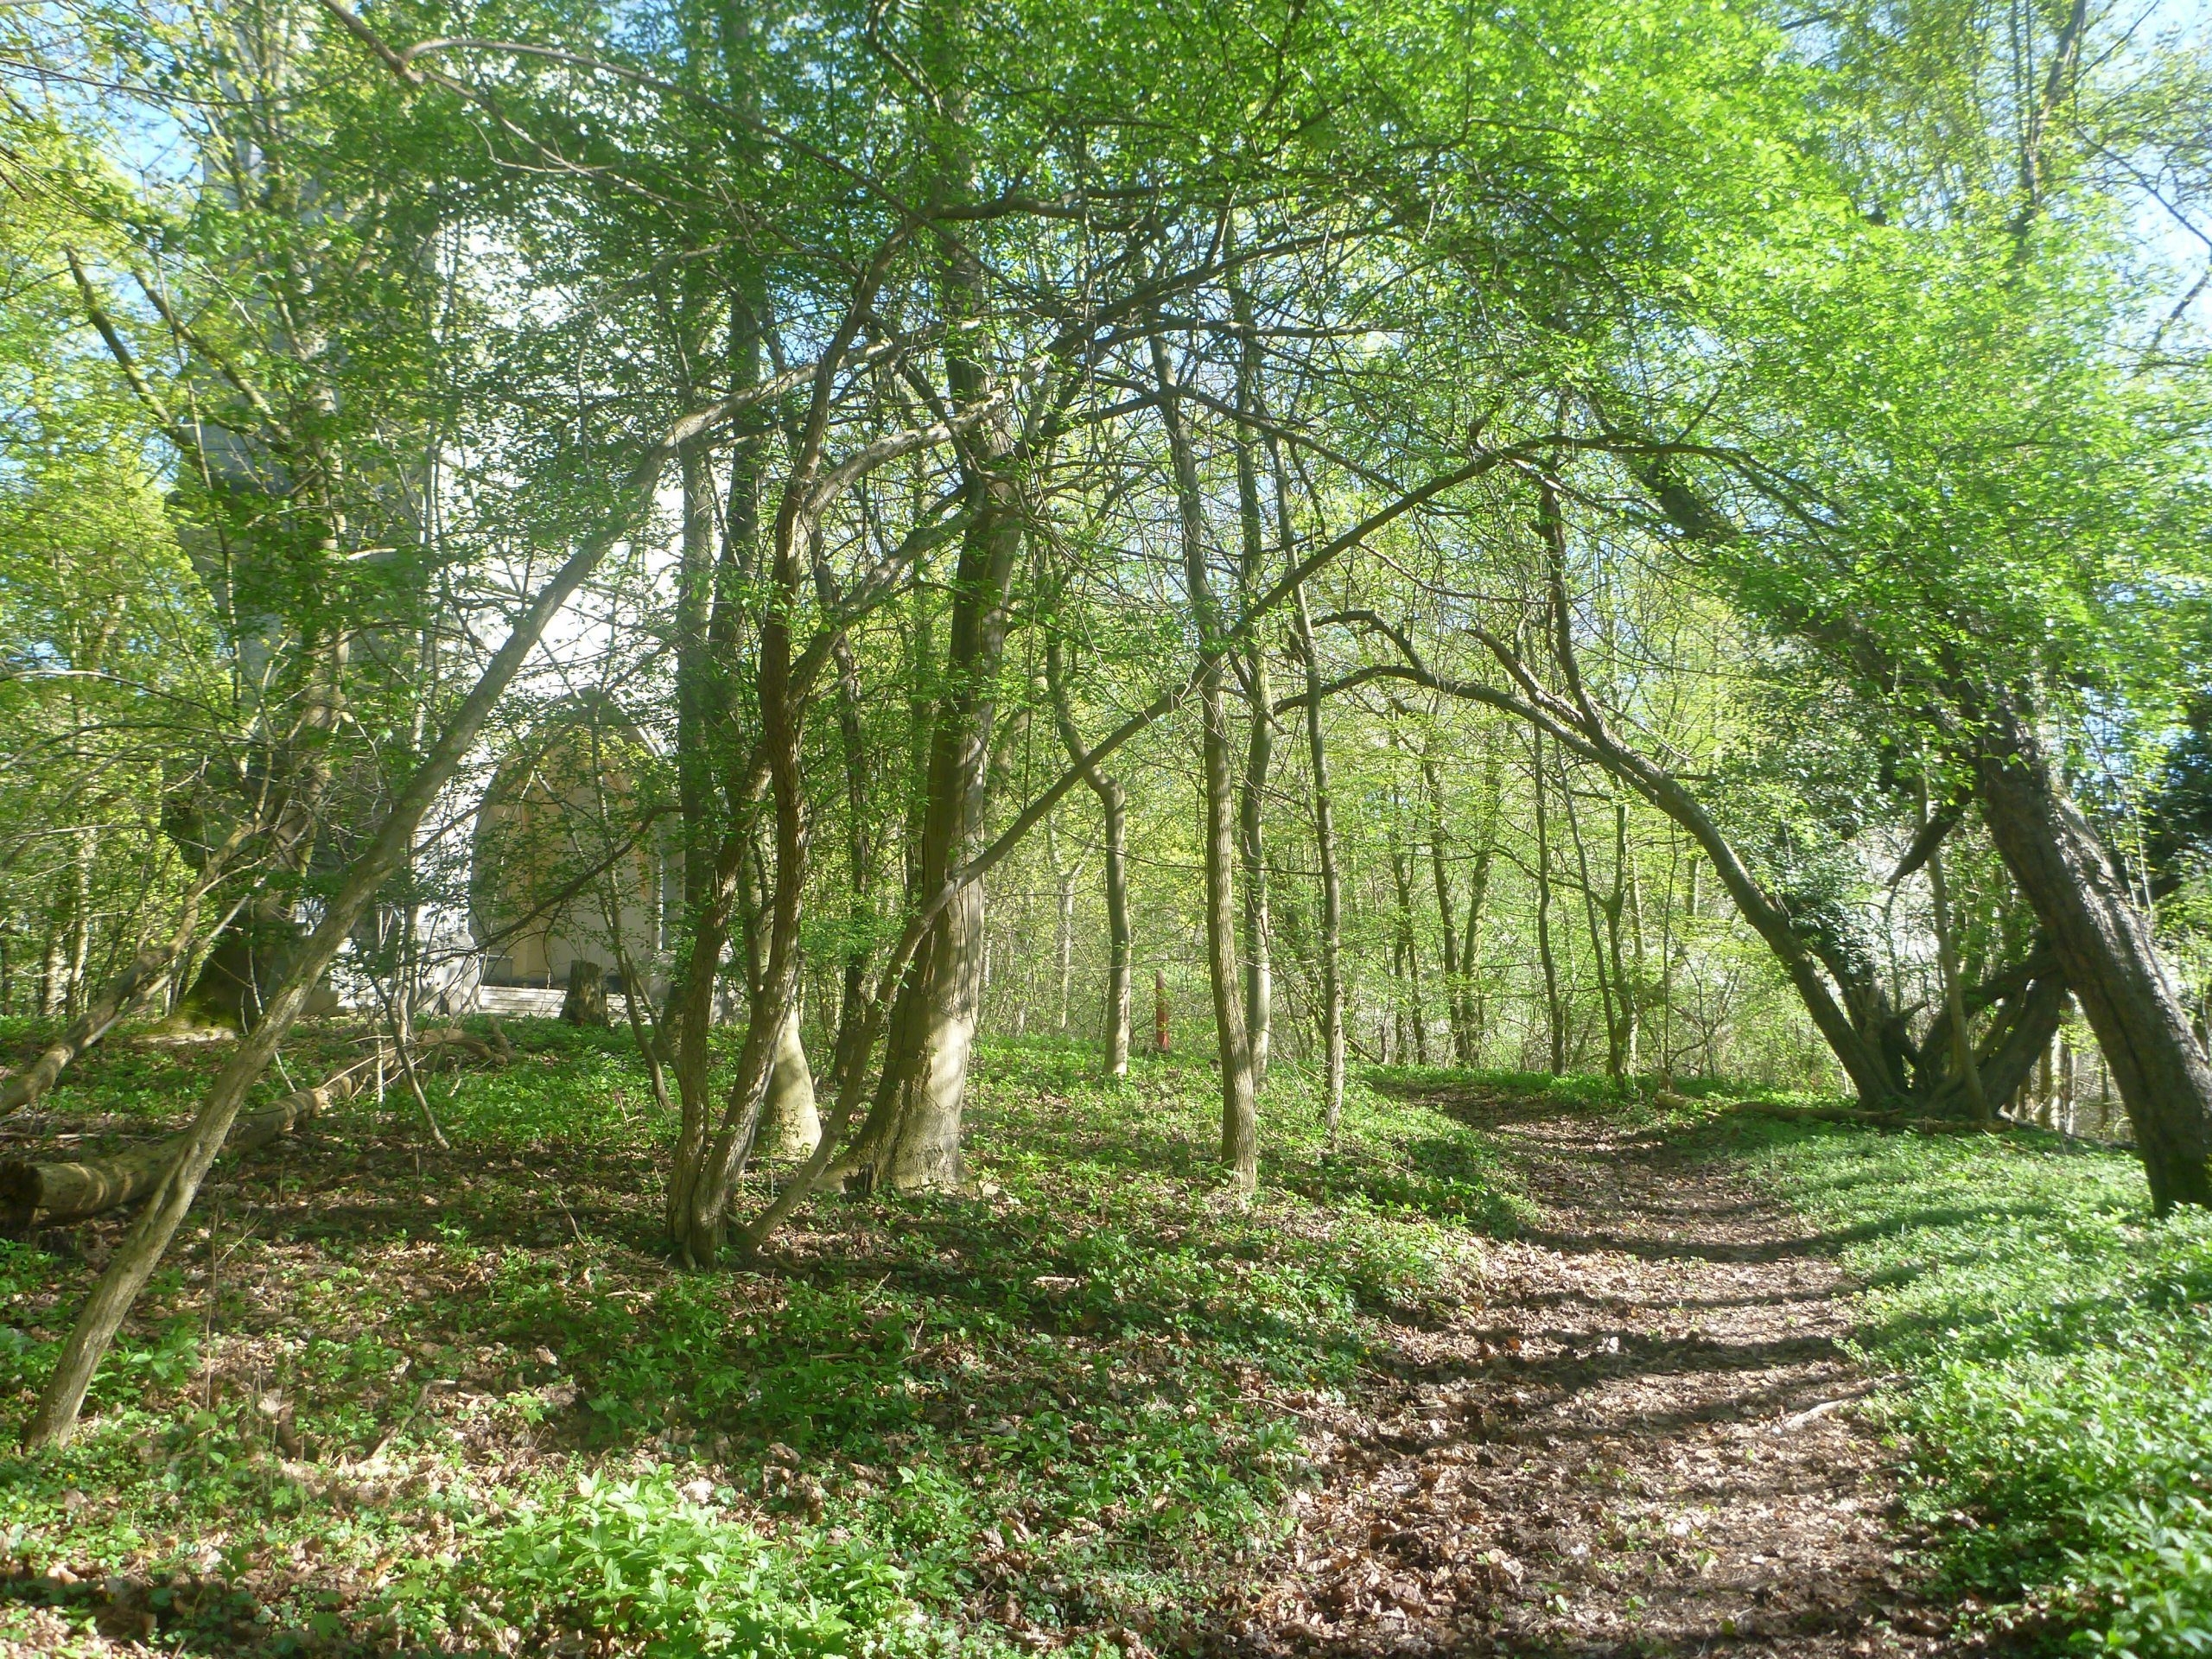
[1048, 821, 1077, 1035]
[1973, 698, 2212, 1209]
[1232, 283, 1274, 1089]
[1239, 685, 1275, 1087]
[1924, 788, 1992, 1124]
[1388, 823, 1430, 1066]
[1616, 798, 1641, 1075]
[1421, 757, 1471, 1069]
[825, 634, 876, 1105]
[1150, 325, 1255, 1190]
[1046, 630, 1133, 1074]
[1099, 782, 1131, 1075]
[1461, 845, 1492, 1065]
[1531, 728, 1566, 1075]
[1559, 771, 1624, 1077]
[1293, 587, 1346, 1136]
[674, 466, 813, 1264]
[665, 296, 757, 1243]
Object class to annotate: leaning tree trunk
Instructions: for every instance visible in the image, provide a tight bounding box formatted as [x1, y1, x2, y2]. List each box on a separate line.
[1973, 697, 2212, 1210]
[22, 419, 654, 1446]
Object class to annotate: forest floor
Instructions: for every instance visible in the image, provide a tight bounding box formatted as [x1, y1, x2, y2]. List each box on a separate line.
[1, 1021, 2201, 1656]
[1217, 1077, 1946, 1657]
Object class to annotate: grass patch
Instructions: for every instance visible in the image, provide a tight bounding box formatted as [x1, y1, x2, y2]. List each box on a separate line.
[1721, 1110, 2212, 1656]
[0, 1020, 1521, 1655]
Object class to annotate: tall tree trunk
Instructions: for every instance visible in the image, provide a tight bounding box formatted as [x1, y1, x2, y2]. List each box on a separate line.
[1421, 757, 1471, 1069]
[1239, 679, 1275, 1087]
[1559, 769, 1624, 1077]
[1099, 784, 1132, 1076]
[1613, 797, 1640, 1075]
[1973, 698, 2212, 1210]
[665, 289, 759, 1244]
[841, 467, 1020, 1192]
[1150, 324, 1255, 1191]
[824, 634, 876, 1105]
[1292, 585, 1345, 1137]
[1232, 281, 1274, 1089]
[1531, 728, 1566, 1075]
[1460, 844, 1493, 1065]
[1388, 821, 1430, 1066]
[1044, 632, 1130, 1075]
[835, 19, 1023, 1192]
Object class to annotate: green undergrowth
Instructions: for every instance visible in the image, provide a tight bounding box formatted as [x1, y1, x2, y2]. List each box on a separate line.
[1711, 1106, 2212, 1658]
[0, 1020, 1522, 1655]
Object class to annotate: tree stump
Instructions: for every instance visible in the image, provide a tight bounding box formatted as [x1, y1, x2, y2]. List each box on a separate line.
[560, 959, 609, 1027]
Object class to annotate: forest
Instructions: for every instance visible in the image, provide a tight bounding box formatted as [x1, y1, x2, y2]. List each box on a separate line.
[1, 0, 2209, 1651]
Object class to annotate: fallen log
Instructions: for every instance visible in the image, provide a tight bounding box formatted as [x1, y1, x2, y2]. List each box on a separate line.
[410, 1027, 504, 1069]
[0, 1058, 372, 1228]
[1651, 1090, 1998, 1135]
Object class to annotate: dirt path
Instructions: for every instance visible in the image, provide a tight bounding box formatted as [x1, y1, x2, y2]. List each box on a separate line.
[1214, 1086, 1954, 1658]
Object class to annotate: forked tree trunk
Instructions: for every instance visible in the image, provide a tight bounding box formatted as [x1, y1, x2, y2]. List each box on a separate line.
[1620, 454, 2207, 1193]
[1924, 810, 1992, 1124]
[1973, 699, 2212, 1210]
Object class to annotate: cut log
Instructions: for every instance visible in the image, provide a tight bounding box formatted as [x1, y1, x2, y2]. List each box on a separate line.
[0, 1060, 369, 1228]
